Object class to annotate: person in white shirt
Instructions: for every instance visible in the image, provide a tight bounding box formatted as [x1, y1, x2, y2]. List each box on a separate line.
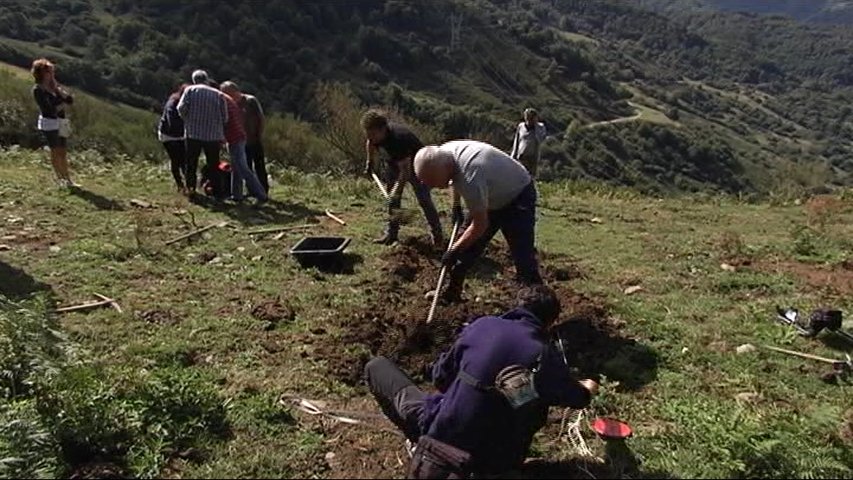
[510, 108, 547, 177]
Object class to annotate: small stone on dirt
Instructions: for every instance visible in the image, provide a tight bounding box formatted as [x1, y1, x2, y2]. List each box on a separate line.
[736, 344, 756, 354]
[197, 251, 217, 264]
[590, 217, 603, 224]
[721, 263, 737, 272]
[261, 339, 285, 353]
[49, 245, 61, 253]
[130, 199, 153, 209]
[624, 285, 643, 295]
[0, 244, 9, 251]
[1, 235, 15, 241]
[252, 255, 263, 262]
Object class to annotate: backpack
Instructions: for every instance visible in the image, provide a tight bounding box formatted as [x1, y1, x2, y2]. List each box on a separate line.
[201, 161, 232, 199]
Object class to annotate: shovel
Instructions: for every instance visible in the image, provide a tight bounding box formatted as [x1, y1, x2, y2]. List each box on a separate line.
[426, 214, 462, 325]
[372, 171, 418, 225]
[371, 172, 389, 199]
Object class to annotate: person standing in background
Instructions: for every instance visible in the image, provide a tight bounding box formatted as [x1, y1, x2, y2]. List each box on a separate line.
[31, 58, 77, 187]
[220, 81, 268, 206]
[232, 85, 269, 194]
[177, 69, 228, 196]
[158, 84, 189, 194]
[510, 108, 547, 178]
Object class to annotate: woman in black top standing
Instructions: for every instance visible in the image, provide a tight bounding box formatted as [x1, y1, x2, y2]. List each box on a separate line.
[158, 83, 189, 194]
[31, 58, 76, 187]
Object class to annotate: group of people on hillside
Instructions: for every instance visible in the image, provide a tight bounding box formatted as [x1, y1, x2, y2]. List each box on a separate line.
[31, 57, 595, 478]
[360, 110, 598, 478]
[157, 69, 269, 205]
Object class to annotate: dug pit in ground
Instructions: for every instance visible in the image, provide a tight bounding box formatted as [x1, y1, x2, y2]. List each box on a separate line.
[316, 237, 657, 390]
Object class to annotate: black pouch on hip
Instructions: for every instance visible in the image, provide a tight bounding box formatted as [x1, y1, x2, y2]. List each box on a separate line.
[407, 436, 472, 480]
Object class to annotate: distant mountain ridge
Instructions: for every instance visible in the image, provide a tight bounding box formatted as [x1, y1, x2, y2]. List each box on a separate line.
[642, 0, 853, 25]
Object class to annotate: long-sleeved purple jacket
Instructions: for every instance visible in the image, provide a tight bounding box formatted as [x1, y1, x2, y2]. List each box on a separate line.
[419, 308, 591, 474]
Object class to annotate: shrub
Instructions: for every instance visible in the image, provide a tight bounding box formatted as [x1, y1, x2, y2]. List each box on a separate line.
[265, 113, 340, 174]
[0, 297, 228, 478]
[0, 295, 65, 399]
[36, 366, 228, 477]
[0, 400, 61, 479]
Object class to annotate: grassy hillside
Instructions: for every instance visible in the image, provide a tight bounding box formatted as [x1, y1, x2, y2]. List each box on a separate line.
[1, 148, 851, 478]
[1, 0, 852, 194]
[0, 61, 160, 157]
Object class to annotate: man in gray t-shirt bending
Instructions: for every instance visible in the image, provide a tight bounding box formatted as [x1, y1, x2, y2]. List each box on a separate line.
[414, 140, 542, 301]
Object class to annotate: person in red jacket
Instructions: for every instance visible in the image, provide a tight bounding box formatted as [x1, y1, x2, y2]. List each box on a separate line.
[220, 81, 268, 206]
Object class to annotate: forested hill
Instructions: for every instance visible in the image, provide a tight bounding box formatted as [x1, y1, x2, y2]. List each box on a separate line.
[0, 0, 851, 194]
[645, 0, 853, 25]
[0, 0, 628, 128]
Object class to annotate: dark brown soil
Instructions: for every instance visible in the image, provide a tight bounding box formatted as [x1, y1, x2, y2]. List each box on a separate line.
[758, 260, 853, 296]
[68, 462, 125, 479]
[318, 237, 639, 388]
[251, 299, 296, 330]
[136, 309, 181, 326]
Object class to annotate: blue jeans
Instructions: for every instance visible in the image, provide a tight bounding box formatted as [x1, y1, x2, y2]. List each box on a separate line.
[451, 182, 542, 285]
[386, 163, 443, 238]
[229, 141, 267, 201]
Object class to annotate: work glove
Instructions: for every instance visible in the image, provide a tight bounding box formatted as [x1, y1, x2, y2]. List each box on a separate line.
[441, 248, 461, 267]
[451, 205, 464, 225]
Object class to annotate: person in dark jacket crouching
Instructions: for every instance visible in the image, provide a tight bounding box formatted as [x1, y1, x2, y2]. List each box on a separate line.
[365, 285, 598, 478]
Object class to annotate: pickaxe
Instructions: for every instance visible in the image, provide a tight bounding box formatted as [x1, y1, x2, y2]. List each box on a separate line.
[56, 293, 122, 314]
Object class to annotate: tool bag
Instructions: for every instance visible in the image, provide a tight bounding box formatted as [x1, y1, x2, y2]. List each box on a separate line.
[457, 348, 546, 448]
[201, 160, 232, 199]
[407, 436, 472, 480]
[458, 351, 543, 410]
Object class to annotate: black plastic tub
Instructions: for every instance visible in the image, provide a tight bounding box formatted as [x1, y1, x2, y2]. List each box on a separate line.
[290, 237, 352, 269]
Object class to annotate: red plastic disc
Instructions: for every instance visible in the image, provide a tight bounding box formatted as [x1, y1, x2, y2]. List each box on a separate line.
[591, 417, 633, 440]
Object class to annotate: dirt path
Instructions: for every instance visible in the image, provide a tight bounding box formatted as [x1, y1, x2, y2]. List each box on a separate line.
[585, 102, 643, 129]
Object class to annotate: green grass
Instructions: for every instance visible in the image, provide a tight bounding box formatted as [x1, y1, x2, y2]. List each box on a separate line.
[1, 147, 851, 478]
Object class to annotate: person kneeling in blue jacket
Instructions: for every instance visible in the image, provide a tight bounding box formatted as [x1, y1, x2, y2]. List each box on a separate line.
[365, 285, 599, 478]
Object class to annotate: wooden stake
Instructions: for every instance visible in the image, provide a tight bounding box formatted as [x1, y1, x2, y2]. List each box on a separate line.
[761, 345, 843, 365]
[325, 210, 347, 226]
[246, 224, 316, 236]
[165, 222, 224, 245]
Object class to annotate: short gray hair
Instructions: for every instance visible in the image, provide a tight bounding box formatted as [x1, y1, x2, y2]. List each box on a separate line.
[414, 146, 454, 177]
[220, 81, 240, 92]
[191, 69, 209, 84]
